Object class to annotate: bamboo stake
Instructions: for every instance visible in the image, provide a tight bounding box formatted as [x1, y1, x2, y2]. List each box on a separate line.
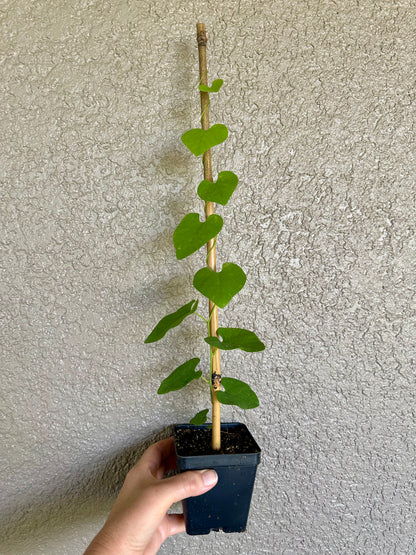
[196, 22, 221, 451]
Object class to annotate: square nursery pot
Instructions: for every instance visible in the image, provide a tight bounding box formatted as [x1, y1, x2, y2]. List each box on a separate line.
[173, 422, 261, 535]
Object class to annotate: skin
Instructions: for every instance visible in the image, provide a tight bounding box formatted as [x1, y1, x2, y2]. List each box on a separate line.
[84, 437, 218, 555]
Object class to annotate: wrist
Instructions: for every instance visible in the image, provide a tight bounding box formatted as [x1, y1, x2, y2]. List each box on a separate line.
[85, 528, 131, 555]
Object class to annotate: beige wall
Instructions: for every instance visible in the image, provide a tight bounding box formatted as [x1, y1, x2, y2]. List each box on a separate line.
[1, 1, 415, 553]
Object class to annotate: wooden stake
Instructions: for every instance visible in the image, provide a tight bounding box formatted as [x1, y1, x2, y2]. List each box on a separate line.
[196, 22, 221, 451]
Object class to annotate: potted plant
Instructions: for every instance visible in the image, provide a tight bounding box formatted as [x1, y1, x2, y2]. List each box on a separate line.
[144, 23, 264, 535]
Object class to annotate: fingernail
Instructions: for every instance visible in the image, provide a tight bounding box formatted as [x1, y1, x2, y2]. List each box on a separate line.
[199, 469, 218, 486]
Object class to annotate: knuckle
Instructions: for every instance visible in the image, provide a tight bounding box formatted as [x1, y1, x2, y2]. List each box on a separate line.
[181, 471, 203, 496]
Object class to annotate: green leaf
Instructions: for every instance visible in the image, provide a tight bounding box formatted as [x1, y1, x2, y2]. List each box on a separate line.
[198, 79, 224, 93]
[190, 409, 209, 425]
[158, 358, 202, 394]
[217, 377, 259, 409]
[204, 328, 265, 352]
[144, 300, 198, 343]
[181, 124, 228, 156]
[173, 213, 223, 260]
[197, 171, 238, 206]
[193, 263, 246, 308]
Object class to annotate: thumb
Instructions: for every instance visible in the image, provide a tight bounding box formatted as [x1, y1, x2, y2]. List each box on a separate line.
[159, 469, 218, 506]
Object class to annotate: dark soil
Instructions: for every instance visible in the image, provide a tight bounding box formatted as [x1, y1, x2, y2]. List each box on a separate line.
[174, 424, 260, 456]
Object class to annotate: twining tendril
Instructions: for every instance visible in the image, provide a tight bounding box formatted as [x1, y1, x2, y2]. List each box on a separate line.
[199, 71, 210, 123]
[200, 101, 210, 122]
[206, 237, 217, 264]
[199, 70, 208, 84]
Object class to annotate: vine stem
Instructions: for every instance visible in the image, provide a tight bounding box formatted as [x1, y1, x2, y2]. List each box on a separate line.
[196, 22, 221, 451]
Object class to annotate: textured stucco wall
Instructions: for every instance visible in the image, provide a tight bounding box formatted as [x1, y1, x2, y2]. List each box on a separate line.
[1, 1, 415, 554]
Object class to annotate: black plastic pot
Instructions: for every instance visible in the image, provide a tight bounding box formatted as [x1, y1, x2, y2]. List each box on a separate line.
[173, 422, 261, 535]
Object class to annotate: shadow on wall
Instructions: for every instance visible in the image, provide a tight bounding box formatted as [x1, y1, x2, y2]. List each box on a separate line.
[1, 427, 173, 552]
[1, 36, 198, 555]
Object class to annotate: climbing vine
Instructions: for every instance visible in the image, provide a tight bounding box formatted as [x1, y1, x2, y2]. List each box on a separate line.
[145, 28, 264, 450]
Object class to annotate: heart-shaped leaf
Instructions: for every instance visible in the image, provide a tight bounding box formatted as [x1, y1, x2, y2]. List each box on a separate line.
[181, 124, 228, 156]
[197, 171, 238, 206]
[204, 328, 265, 352]
[144, 300, 198, 343]
[193, 263, 246, 308]
[216, 377, 259, 409]
[190, 408, 209, 425]
[173, 213, 223, 260]
[198, 79, 223, 93]
[158, 358, 201, 394]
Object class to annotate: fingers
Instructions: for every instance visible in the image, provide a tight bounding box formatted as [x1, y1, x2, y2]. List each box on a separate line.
[157, 468, 218, 507]
[88, 439, 218, 555]
[154, 451, 177, 480]
[144, 437, 175, 464]
[143, 515, 185, 555]
[129, 437, 175, 481]
[91, 441, 219, 555]
[158, 513, 185, 539]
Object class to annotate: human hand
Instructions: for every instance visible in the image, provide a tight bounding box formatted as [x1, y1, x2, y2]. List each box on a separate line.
[84, 437, 218, 554]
